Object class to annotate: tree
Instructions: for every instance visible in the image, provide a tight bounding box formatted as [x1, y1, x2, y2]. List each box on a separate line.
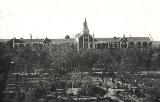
[144, 49, 154, 71]
[0, 43, 12, 102]
[34, 81, 49, 100]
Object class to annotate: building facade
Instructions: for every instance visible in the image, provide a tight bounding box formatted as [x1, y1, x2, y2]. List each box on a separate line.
[0, 18, 152, 51]
[77, 18, 152, 51]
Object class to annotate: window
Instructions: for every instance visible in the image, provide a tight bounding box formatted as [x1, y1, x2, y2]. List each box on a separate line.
[149, 42, 152, 48]
[136, 42, 141, 48]
[15, 45, 18, 49]
[97, 43, 101, 49]
[84, 43, 88, 49]
[90, 43, 93, 48]
[26, 44, 30, 48]
[102, 43, 105, 49]
[114, 43, 117, 48]
[117, 42, 120, 48]
[105, 43, 108, 48]
[121, 42, 127, 48]
[129, 42, 134, 48]
[109, 43, 113, 48]
[19, 44, 24, 48]
[84, 39, 88, 42]
[38, 44, 43, 49]
[142, 42, 147, 48]
[84, 35, 88, 39]
[33, 43, 37, 47]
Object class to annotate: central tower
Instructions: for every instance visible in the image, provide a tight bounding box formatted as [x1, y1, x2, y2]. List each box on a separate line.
[83, 18, 89, 34]
[78, 18, 95, 50]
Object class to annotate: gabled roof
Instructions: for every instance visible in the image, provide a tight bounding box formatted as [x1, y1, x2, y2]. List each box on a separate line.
[126, 37, 151, 42]
[14, 39, 25, 43]
[7, 38, 76, 44]
[95, 37, 151, 43]
[0, 39, 10, 42]
[20, 39, 43, 43]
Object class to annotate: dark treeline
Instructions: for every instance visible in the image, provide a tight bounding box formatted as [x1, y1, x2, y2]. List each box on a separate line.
[9, 44, 159, 75]
[0, 42, 12, 102]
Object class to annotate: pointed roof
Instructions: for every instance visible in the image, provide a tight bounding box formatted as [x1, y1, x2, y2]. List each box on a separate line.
[83, 17, 88, 26]
[83, 18, 89, 34]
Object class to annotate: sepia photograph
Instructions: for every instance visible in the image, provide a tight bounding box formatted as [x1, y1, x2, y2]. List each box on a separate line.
[0, 0, 160, 102]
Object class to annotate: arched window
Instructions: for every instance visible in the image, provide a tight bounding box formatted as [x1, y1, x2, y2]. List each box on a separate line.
[105, 43, 108, 48]
[97, 43, 101, 49]
[114, 43, 117, 48]
[109, 43, 113, 48]
[102, 43, 105, 49]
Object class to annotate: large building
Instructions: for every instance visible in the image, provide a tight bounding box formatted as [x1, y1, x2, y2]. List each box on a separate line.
[0, 18, 152, 51]
[77, 18, 152, 51]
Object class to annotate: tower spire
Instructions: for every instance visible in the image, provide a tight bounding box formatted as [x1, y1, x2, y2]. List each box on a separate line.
[83, 17, 89, 34]
[85, 17, 87, 23]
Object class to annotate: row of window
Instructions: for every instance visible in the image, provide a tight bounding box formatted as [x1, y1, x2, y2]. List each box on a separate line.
[79, 43, 94, 49]
[95, 42, 151, 49]
[14, 41, 152, 50]
[14, 43, 76, 50]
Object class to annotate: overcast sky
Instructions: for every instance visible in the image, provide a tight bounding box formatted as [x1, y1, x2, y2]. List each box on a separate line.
[0, 0, 160, 40]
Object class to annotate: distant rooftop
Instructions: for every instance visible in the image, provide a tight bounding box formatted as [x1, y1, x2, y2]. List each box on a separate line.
[95, 37, 151, 43]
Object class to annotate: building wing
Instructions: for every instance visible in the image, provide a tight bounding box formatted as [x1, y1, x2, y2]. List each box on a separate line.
[126, 37, 151, 42]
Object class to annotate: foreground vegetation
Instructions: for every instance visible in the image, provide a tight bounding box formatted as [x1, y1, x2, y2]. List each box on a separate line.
[1, 42, 160, 101]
